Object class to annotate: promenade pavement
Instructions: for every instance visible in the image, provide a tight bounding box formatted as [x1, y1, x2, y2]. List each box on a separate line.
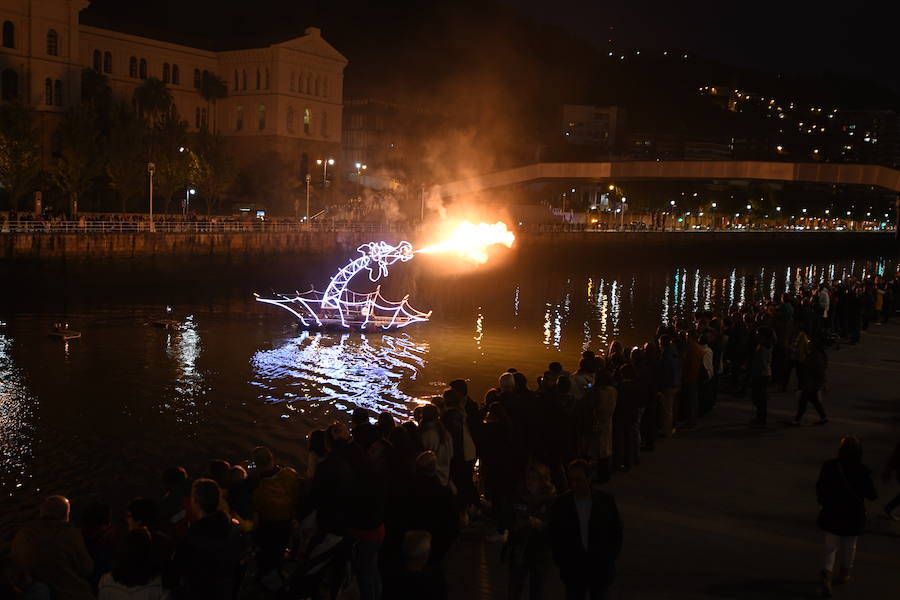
[446, 321, 900, 599]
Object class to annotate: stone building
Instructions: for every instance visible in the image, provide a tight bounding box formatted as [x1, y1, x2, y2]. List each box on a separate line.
[0, 0, 347, 192]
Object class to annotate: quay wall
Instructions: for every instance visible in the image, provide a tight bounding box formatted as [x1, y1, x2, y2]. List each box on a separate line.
[0, 230, 896, 262]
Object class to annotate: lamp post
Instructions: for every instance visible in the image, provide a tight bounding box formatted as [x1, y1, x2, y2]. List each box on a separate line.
[711, 202, 717, 230]
[355, 162, 367, 200]
[183, 188, 195, 216]
[669, 200, 676, 231]
[316, 158, 335, 188]
[621, 196, 627, 229]
[147, 162, 155, 233]
[305, 173, 311, 224]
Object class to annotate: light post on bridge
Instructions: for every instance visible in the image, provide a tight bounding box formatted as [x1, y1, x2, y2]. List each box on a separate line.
[711, 202, 717, 230]
[147, 162, 155, 233]
[316, 158, 335, 188]
[305, 174, 311, 225]
[355, 162, 367, 200]
[183, 188, 195, 216]
[669, 200, 676, 231]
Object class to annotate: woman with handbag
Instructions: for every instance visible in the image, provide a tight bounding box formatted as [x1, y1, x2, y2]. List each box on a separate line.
[814, 436, 877, 597]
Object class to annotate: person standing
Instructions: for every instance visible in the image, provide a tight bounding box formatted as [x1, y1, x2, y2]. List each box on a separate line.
[749, 329, 773, 428]
[790, 340, 828, 426]
[549, 460, 623, 600]
[815, 436, 877, 597]
[883, 440, 900, 520]
[657, 336, 682, 437]
[11, 496, 94, 600]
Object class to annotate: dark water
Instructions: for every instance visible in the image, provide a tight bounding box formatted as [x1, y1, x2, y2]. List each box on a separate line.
[0, 246, 896, 535]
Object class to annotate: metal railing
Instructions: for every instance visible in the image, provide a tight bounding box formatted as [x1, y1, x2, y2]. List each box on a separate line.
[0, 220, 415, 234]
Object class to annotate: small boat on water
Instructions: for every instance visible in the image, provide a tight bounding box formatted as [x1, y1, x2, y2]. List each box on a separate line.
[49, 322, 81, 340]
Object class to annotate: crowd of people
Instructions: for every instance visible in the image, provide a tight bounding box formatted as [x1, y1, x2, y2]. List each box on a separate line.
[2, 275, 898, 600]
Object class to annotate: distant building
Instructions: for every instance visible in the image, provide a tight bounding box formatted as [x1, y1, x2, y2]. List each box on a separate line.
[835, 110, 900, 168]
[561, 105, 623, 155]
[0, 0, 347, 179]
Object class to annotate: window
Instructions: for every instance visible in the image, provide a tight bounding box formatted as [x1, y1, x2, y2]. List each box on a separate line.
[202, 70, 209, 87]
[53, 80, 62, 106]
[322, 77, 328, 98]
[1, 68, 18, 100]
[241, 70, 246, 90]
[265, 68, 269, 89]
[139, 58, 147, 79]
[92, 50, 101, 71]
[256, 69, 260, 90]
[290, 71, 295, 92]
[314, 76, 320, 96]
[163, 63, 170, 83]
[201, 108, 207, 128]
[47, 30, 58, 56]
[233, 70, 238, 91]
[129, 56, 137, 78]
[103, 51, 112, 74]
[195, 107, 201, 129]
[235, 106, 244, 131]
[286, 106, 295, 132]
[44, 78, 52, 105]
[2, 21, 13, 49]
[258, 104, 266, 130]
[171, 64, 179, 85]
[321, 110, 328, 138]
[305, 75, 310, 95]
[193, 68, 201, 88]
[303, 107, 311, 134]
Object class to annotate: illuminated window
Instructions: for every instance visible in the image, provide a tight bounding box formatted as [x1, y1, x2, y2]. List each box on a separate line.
[303, 107, 311, 134]
[47, 30, 59, 56]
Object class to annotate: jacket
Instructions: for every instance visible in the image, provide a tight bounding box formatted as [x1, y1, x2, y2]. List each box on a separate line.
[575, 385, 617, 459]
[660, 345, 682, 389]
[549, 490, 623, 587]
[163, 511, 244, 600]
[816, 459, 877, 536]
[98, 574, 171, 600]
[251, 466, 302, 523]
[11, 519, 95, 600]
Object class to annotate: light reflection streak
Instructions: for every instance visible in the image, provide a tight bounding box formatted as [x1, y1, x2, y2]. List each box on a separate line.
[661, 279, 670, 325]
[474, 308, 484, 355]
[0, 332, 33, 494]
[692, 269, 700, 313]
[610, 280, 621, 337]
[165, 315, 205, 423]
[251, 331, 427, 418]
[703, 275, 712, 311]
[728, 269, 736, 306]
[513, 286, 520, 316]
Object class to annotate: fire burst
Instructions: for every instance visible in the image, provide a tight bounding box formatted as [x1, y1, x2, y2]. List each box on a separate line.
[256, 222, 515, 330]
[416, 221, 516, 264]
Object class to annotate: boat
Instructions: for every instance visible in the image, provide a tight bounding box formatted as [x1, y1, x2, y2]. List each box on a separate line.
[49, 323, 81, 340]
[255, 241, 431, 330]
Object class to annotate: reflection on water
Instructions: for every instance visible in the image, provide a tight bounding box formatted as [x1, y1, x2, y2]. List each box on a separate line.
[251, 331, 428, 418]
[0, 331, 34, 494]
[164, 315, 206, 424]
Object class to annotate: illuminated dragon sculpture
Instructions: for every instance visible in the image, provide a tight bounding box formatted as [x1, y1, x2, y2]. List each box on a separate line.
[255, 241, 432, 330]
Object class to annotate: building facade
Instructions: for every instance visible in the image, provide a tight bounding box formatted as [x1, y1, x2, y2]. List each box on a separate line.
[0, 0, 347, 185]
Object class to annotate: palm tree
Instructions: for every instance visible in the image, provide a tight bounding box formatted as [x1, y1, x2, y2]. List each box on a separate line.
[198, 72, 228, 133]
[133, 77, 172, 125]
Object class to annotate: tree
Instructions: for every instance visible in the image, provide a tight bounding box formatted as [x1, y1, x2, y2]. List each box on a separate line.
[149, 109, 190, 214]
[133, 77, 172, 125]
[0, 102, 41, 211]
[198, 72, 228, 133]
[56, 105, 103, 216]
[189, 130, 235, 215]
[106, 102, 149, 213]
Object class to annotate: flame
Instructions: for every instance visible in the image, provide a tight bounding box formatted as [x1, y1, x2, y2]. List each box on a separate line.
[416, 221, 516, 264]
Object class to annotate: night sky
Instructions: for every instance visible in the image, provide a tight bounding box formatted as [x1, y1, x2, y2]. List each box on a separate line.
[503, 0, 897, 92]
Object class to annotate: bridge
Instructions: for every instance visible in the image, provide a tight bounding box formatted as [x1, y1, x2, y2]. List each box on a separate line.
[439, 161, 900, 197]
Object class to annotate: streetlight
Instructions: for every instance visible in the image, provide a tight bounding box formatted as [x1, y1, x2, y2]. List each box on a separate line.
[183, 187, 195, 216]
[621, 196, 627, 229]
[355, 162, 367, 200]
[305, 173, 311, 224]
[147, 162, 155, 232]
[316, 158, 335, 187]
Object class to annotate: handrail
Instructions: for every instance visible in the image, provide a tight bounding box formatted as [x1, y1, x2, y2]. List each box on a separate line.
[0, 220, 415, 234]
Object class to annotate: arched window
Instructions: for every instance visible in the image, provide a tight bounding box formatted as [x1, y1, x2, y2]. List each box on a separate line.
[103, 51, 112, 74]
[235, 106, 244, 131]
[1, 69, 18, 100]
[241, 70, 246, 90]
[258, 104, 266, 130]
[162, 63, 171, 83]
[314, 76, 320, 96]
[139, 58, 147, 79]
[92, 49, 101, 71]
[233, 70, 238, 91]
[44, 78, 53, 105]
[193, 68, 201, 88]
[129, 56, 137, 78]
[322, 77, 328, 98]
[256, 69, 260, 90]
[47, 30, 59, 56]
[321, 110, 328, 138]
[195, 107, 201, 129]
[2, 21, 14, 49]
[286, 106, 295, 132]
[265, 68, 269, 89]
[171, 64, 179, 85]
[303, 107, 311, 134]
[53, 80, 62, 106]
[305, 76, 310, 95]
